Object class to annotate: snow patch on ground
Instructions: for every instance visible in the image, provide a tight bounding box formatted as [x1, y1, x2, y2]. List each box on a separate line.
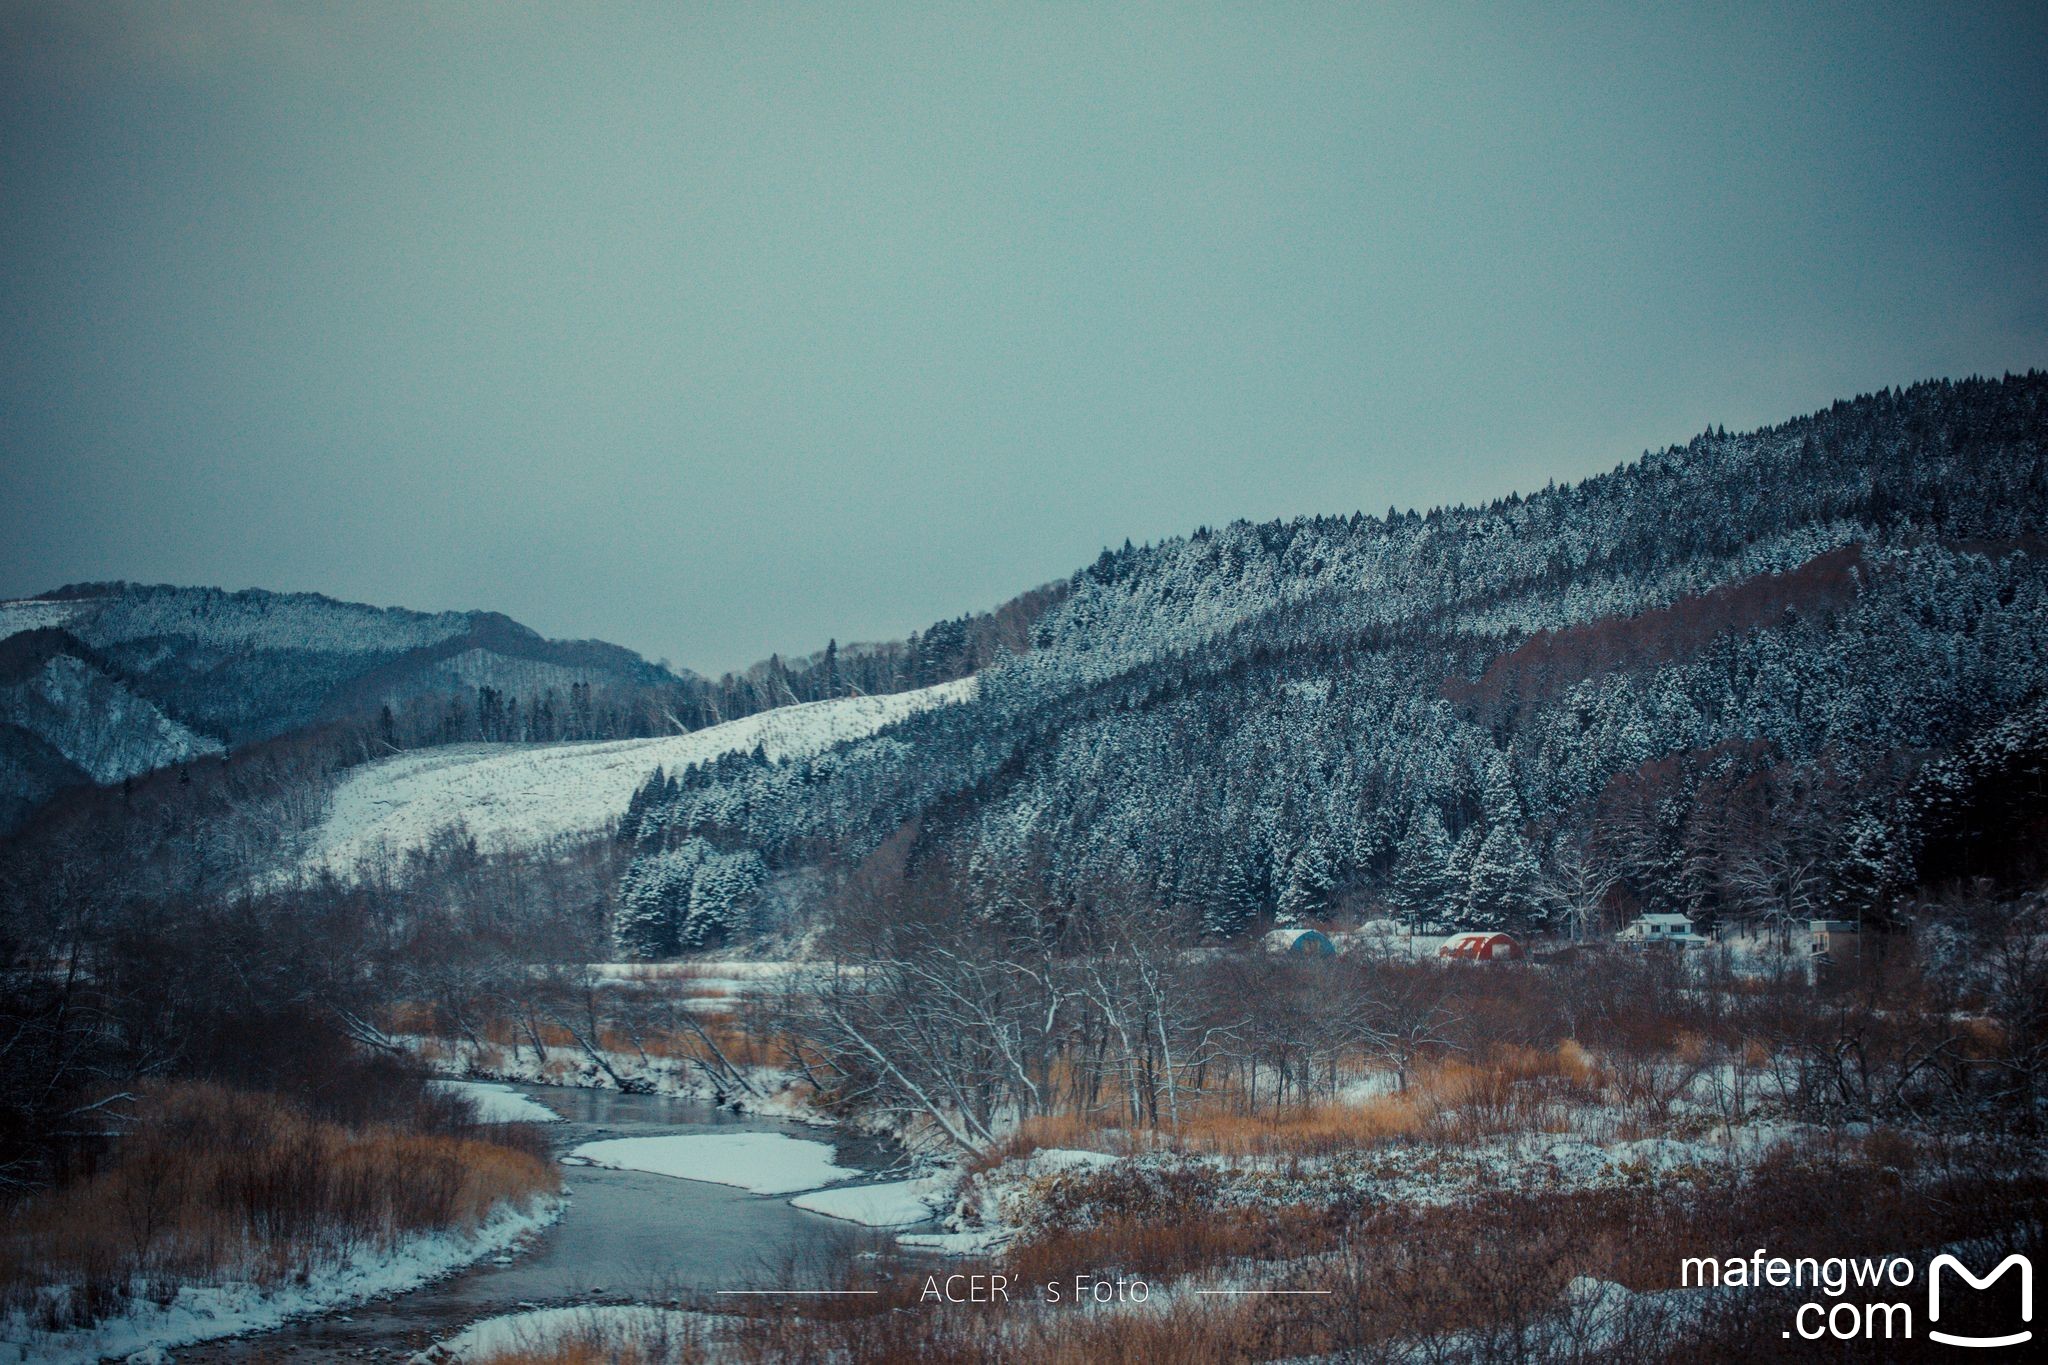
[301, 678, 976, 875]
[429, 1080, 564, 1123]
[1, 1196, 563, 1365]
[1025, 1148, 1120, 1174]
[922, 1123, 1803, 1261]
[910, 1147, 1117, 1256]
[413, 1304, 713, 1362]
[1331, 1070, 1403, 1104]
[567, 1132, 855, 1194]
[587, 960, 803, 997]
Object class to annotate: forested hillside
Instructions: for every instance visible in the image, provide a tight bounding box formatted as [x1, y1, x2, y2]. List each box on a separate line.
[616, 373, 2048, 949]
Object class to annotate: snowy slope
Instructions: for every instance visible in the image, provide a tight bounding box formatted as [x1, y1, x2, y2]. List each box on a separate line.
[0, 655, 222, 784]
[302, 677, 976, 874]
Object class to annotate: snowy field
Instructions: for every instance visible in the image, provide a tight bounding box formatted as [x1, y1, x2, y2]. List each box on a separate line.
[564, 1132, 856, 1194]
[588, 959, 801, 984]
[300, 678, 976, 874]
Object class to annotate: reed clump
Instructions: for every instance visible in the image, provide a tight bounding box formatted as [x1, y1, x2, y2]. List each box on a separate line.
[0, 1081, 558, 1335]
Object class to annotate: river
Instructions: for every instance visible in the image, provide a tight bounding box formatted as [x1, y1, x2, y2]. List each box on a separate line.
[178, 1085, 918, 1362]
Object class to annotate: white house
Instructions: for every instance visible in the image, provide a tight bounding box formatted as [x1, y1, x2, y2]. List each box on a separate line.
[1617, 913, 1713, 947]
[1807, 920, 1861, 958]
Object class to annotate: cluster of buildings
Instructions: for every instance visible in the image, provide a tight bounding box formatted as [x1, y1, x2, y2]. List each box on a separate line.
[1264, 915, 1865, 963]
[1614, 912, 1864, 961]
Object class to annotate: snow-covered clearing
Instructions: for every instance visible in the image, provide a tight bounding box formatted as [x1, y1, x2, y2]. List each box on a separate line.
[429, 1079, 564, 1123]
[0, 598, 80, 640]
[413, 1304, 713, 1363]
[1, 1197, 562, 1365]
[588, 959, 800, 990]
[301, 677, 976, 874]
[565, 1132, 855, 1194]
[788, 1177, 947, 1228]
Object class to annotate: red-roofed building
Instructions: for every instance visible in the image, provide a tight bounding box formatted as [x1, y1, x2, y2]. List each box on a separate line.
[1438, 930, 1524, 962]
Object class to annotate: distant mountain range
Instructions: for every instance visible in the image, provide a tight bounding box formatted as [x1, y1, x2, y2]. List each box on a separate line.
[0, 573, 1050, 833]
[0, 586, 640, 827]
[9, 374, 2046, 950]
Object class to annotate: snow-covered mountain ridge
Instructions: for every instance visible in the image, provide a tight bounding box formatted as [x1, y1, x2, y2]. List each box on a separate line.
[0, 585, 702, 831]
[0, 576, 1032, 834]
[607, 374, 2048, 945]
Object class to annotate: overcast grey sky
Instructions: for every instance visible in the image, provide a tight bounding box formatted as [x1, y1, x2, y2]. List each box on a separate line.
[3, 2, 2044, 674]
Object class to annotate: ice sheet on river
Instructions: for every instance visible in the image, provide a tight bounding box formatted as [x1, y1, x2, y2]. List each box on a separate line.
[788, 1177, 945, 1227]
[565, 1132, 855, 1194]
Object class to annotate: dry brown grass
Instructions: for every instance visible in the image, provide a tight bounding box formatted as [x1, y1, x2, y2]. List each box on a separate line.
[983, 1096, 1426, 1170]
[1010, 1203, 1347, 1289]
[989, 1040, 1615, 1167]
[1136, 1095, 1429, 1158]
[728, 1293, 1278, 1365]
[606, 1012, 780, 1069]
[702, 1143, 2048, 1364]
[1414, 1043, 1607, 1140]
[981, 1111, 1113, 1167]
[0, 1082, 558, 1335]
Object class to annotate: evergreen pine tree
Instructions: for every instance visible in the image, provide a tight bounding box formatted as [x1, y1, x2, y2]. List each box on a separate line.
[1390, 809, 1456, 928]
[1832, 814, 1890, 924]
[1467, 825, 1540, 930]
[1277, 830, 1338, 925]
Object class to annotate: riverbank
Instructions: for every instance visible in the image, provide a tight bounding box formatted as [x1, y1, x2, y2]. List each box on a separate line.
[172, 1085, 921, 1363]
[0, 1084, 561, 1365]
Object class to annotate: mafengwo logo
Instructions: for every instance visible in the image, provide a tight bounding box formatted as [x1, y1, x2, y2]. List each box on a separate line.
[1928, 1253, 2032, 1349]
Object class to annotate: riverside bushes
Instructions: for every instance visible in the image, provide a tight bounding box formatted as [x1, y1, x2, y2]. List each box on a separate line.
[0, 1081, 558, 1335]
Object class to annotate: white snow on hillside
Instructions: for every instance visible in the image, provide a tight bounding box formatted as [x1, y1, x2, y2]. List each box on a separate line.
[302, 677, 976, 875]
[0, 656, 223, 783]
[0, 598, 80, 640]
